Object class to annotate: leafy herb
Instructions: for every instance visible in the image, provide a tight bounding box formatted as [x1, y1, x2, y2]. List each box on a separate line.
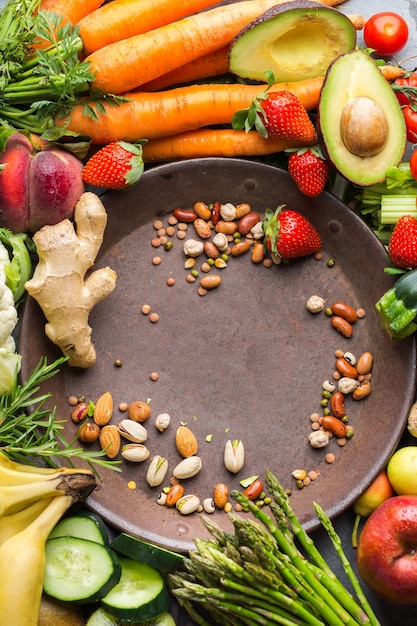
[0, 1, 94, 134]
[0, 355, 121, 477]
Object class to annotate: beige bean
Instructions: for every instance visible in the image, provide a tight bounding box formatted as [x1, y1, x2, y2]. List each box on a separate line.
[200, 275, 221, 290]
[193, 218, 212, 239]
[230, 240, 251, 257]
[357, 351, 373, 375]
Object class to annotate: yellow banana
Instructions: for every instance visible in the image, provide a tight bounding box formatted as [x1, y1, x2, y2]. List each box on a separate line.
[0, 469, 97, 517]
[0, 451, 62, 474]
[0, 498, 52, 546]
[0, 494, 73, 626]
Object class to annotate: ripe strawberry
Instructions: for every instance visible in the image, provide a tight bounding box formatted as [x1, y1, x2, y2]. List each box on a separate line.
[388, 215, 417, 269]
[231, 73, 317, 143]
[262, 205, 322, 259]
[82, 141, 144, 190]
[287, 146, 330, 197]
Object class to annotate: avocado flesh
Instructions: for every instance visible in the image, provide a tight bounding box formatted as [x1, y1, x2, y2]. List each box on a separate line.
[229, 1, 356, 83]
[318, 50, 407, 186]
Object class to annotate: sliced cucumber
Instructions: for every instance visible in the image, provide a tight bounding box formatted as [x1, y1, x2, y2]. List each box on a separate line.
[87, 607, 175, 626]
[48, 510, 109, 545]
[111, 532, 184, 571]
[44, 537, 121, 604]
[100, 557, 170, 622]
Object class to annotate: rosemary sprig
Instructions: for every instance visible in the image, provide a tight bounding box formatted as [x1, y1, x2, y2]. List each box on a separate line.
[0, 356, 121, 477]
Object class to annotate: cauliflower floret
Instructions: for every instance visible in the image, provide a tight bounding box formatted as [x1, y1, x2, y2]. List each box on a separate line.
[0, 242, 18, 350]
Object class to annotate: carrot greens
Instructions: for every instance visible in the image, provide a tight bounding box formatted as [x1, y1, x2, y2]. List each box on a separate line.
[0, 0, 115, 135]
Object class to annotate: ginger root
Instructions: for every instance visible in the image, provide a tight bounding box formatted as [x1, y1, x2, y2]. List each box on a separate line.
[25, 192, 117, 368]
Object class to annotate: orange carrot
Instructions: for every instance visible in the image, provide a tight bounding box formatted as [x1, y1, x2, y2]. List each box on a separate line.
[144, 11, 364, 92]
[142, 46, 231, 92]
[38, 0, 105, 25]
[56, 77, 324, 144]
[379, 65, 408, 81]
[78, 0, 223, 56]
[85, 0, 342, 95]
[142, 128, 313, 162]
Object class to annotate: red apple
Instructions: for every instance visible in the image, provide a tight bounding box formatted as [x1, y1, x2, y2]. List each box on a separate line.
[0, 131, 84, 233]
[356, 495, 417, 604]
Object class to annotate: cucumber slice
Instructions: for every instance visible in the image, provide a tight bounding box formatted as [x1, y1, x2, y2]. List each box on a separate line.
[49, 510, 109, 545]
[111, 533, 184, 571]
[44, 537, 121, 604]
[87, 607, 175, 626]
[100, 557, 170, 622]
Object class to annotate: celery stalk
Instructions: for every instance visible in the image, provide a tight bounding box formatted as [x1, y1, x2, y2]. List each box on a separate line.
[380, 195, 417, 224]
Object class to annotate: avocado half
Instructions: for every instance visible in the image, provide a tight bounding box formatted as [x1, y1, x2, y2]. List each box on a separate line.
[318, 49, 407, 186]
[229, 0, 356, 83]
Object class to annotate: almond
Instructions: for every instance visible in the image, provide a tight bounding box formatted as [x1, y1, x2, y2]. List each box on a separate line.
[93, 391, 113, 426]
[99, 424, 121, 459]
[175, 425, 198, 458]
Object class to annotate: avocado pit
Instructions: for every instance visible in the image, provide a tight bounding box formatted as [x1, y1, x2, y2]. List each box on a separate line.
[340, 97, 388, 158]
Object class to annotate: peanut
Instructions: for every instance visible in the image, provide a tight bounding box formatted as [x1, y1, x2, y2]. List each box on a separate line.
[215, 220, 238, 235]
[200, 275, 221, 290]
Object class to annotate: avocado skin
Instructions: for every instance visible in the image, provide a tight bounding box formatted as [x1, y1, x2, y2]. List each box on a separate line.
[317, 49, 407, 186]
[229, 0, 356, 83]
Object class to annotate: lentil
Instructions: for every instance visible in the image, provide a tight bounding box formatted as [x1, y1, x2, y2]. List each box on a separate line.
[141, 304, 151, 315]
[149, 313, 160, 323]
[153, 219, 164, 230]
[150, 372, 159, 381]
[152, 256, 162, 266]
[68, 395, 78, 406]
[127, 480, 137, 490]
[325, 453, 336, 463]
[118, 402, 129, 412]
[151, 237, 161, 247]
[166, 277, 175, 286]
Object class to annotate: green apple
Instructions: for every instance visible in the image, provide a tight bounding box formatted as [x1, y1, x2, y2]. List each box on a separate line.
[387, 446, 417, 495]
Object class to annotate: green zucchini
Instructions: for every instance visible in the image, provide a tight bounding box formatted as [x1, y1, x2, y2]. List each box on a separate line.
[100, 557, 170, 622]
[111, 532, 184, 571]
[86, 607, 175, 626]
[48, 510, 109, 545]
[375, 268, 417, 339]
[44, 537, 121, 604]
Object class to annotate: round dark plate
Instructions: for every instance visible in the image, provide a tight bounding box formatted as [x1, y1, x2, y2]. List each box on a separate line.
[19, 158, 416, 552]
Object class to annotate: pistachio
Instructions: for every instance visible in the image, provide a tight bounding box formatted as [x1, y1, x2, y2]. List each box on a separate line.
[121, 443, 150, 462]
[118, 419, 148, 443]
[173, 456, 202, 479]
[155, 412, 171, 432]
[176, 494, 200, 515]
[224, 439, 244, 474]
[146, 455, 168, 487]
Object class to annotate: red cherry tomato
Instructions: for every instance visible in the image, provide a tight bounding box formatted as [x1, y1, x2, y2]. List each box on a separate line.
[410, 150, 417, 182]
[363, 12, 409, 56]
[403, 106, 417, 144]
[394, 73, 417, 107]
